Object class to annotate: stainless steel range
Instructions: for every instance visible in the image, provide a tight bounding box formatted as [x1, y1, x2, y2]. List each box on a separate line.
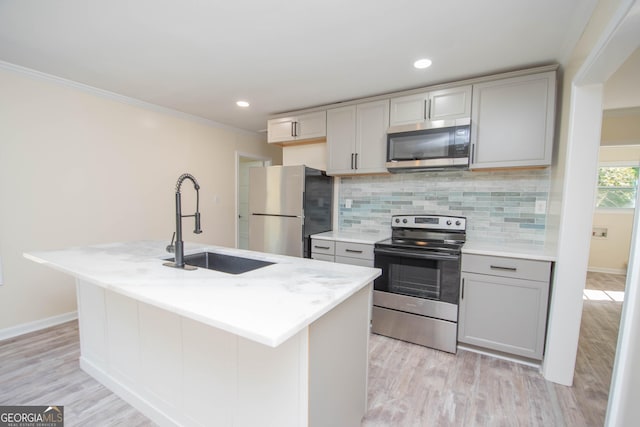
[372, 214, 466, 353]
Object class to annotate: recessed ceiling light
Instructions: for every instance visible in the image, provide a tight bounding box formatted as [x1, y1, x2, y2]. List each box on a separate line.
[413, 58, 432, 69]
[236, 101, 250, 107]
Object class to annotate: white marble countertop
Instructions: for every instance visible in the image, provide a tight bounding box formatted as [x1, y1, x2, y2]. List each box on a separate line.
[24, 241, 381, 348]
[462, 240, 557, 262]
[311, 230, 390, 245]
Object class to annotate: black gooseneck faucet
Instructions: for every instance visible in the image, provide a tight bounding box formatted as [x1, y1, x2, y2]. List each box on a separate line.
[164, 173, 202, 270]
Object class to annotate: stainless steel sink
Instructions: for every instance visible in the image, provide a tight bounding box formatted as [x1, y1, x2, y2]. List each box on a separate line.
[166, 251, 274, 274]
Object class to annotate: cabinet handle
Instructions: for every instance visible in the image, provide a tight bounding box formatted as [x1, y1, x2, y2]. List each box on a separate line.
[314, 245, 330, 250]
[294, 121, 299, 137]
[291, 122, 295, 137]
[461, 278, 465, 300]
[351, 153, 355, 170]
[427, 98, 432, 120]
[345, 249, 363, 254]
[490, 265, 518, 272]
[354, 153, 358, 170]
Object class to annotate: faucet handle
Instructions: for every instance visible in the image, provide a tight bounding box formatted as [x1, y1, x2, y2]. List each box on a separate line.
[166, 232, 176, 253]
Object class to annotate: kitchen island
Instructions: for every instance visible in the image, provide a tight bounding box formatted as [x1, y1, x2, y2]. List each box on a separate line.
[24, 241, 381, 427]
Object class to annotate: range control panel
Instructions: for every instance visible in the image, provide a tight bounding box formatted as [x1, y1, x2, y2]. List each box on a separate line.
[391, 215, 466, 231]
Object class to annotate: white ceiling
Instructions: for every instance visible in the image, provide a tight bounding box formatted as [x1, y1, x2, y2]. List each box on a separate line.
[0, 0, 597, 133]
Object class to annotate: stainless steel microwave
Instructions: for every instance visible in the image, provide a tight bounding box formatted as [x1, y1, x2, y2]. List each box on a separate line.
[386, 118, 470, 172]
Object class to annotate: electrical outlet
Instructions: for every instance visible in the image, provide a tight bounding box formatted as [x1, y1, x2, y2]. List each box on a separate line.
[592, 227, 608, 238]
[535, 200, 547, 214]
[345, 199, 352, 209]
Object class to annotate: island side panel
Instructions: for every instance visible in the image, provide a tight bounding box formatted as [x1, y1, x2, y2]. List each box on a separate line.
[138, 303, 183, 418]
[75, 280, 107, 371]
[76, 279, 311, 427]
[181, 316, 238, 427]
[308, 283, 372, 427]
[236, 330, 308, 427]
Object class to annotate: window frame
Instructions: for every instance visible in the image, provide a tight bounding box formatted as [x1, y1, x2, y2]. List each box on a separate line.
[594, 161, 640, 213]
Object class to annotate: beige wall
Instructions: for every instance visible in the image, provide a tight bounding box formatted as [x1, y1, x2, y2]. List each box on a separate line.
[601, 112, 640, 144]
[588, 145, 640, 273]
[0, 67, 281, 331]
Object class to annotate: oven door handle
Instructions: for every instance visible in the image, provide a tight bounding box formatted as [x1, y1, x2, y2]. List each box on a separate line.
[374, 247, 459, 261]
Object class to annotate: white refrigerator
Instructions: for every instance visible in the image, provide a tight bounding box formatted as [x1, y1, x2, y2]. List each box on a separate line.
[249, 165, 333, 258]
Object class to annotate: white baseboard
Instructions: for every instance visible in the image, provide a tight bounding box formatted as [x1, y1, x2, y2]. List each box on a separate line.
[80, 357, 180, 427]
[587, 267, 627, 275]
[0, 311, 78, 341]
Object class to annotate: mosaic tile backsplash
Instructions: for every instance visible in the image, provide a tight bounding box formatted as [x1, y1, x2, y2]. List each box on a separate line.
[339, 169, 551, 245]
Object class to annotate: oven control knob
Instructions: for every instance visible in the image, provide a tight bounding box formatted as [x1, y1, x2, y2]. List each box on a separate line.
[446, 220, 452, 225]
[395, 218, 400, 223]
[402, 218, 408, 224]
[456, 220, 461, 226]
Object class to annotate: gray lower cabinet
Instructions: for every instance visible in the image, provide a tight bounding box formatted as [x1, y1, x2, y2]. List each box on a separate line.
[311, 239, 374, 267]
[458, 254, 552, 360]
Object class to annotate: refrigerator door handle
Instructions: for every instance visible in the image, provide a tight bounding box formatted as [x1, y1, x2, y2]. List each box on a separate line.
[252, 213, 299, 218]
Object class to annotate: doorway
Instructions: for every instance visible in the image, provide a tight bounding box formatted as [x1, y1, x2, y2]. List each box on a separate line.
[235, 153, 271, 249]
[542, 2, 640, 423]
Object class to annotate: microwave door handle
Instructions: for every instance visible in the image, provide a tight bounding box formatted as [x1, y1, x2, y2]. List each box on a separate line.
[374, 247, 459, 262]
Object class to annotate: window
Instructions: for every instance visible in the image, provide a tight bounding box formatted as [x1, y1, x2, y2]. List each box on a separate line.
[596, 165, 639, 209]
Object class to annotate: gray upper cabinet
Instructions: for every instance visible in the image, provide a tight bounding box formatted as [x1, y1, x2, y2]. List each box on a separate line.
[326, 99, 389, 175]
[470, 71, 556, 169]
[389, 85, 472, 130]
[267, 111, 326, 144]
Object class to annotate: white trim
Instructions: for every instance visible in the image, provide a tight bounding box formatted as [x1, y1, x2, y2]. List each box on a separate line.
[600, 140, 640, 147]
[0, 60, 258, 136]
[456, 344, 542, 369]
[598, 160, 640, 166]
[587, 267, 628, 275]
[0, 311, 78, 341]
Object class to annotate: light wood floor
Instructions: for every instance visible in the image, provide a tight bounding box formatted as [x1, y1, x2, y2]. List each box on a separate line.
[0, 272, 625, 426]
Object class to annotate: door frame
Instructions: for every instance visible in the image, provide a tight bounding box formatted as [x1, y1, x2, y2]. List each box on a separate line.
[235, 151, 271, 249]
[539, 0, 640, 423]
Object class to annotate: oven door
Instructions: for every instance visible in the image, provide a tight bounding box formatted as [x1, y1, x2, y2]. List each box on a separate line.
[374, 246, 460, 306]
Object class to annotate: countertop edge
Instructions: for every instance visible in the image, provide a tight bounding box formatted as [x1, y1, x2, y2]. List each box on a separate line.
[24, 245, 381, 348]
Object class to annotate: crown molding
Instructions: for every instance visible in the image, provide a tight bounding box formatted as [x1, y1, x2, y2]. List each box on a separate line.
[0, 60, 259, 136]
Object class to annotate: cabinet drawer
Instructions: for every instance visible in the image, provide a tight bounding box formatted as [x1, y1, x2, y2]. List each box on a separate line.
[312, 253, 335, 263]
[462, 254, 551, 282]
[335, 242, 374, 260]
[311, 239, 335, 255]
[335, 256, 374, 267]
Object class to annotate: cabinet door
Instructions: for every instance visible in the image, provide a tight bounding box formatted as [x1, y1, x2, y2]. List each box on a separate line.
[429, 85, 472, 120]
[267, 117, 296, 143]
[389, 93, 428, 127]
[296, 111, 327, 140]
[470, 71, 556, 169]
[458, 272, 549, 359]
[326, 105, 357, 175]
[354, 100, 389, 174]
